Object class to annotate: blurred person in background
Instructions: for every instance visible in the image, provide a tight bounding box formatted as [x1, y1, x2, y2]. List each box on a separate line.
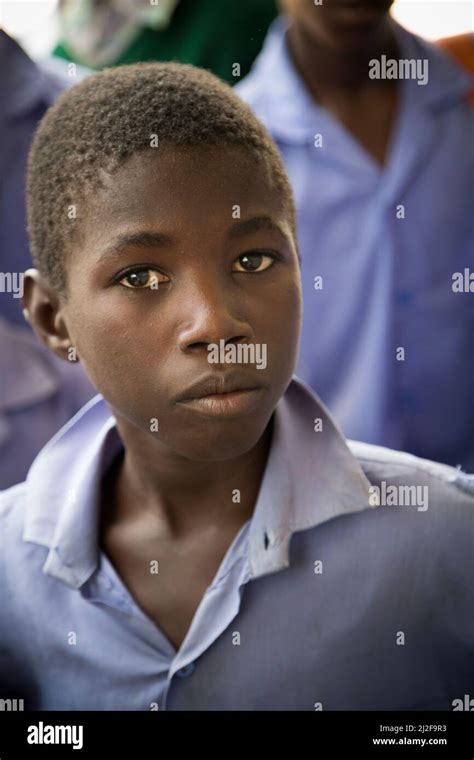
[0, 27, 73, 326]
[237, 0, 474, 470]
[53, 0, 277, 84]
[0, 29, 95, 487]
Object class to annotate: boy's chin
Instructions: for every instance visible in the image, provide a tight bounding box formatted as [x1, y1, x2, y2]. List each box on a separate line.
[166, 424, 271, 463]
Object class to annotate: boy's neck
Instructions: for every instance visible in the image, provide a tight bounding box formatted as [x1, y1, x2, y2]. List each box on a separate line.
[100, 416, 274, 539]
[285, 17, 399, 99]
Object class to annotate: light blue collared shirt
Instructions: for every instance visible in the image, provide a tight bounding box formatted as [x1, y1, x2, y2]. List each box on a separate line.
[236, 19, 474, 470]
[1, 377, 473, 710]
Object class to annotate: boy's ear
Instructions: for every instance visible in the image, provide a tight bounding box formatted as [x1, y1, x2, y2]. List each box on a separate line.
[22, 269, 77, 362]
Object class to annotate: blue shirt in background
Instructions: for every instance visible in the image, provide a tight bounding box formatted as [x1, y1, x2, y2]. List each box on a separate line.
[0, 318, 95, 489]
[236, 19, 474, 470]
[0, 31, 74, 325]
[0, 33, 94, 485]
[1, 377, 473, 710]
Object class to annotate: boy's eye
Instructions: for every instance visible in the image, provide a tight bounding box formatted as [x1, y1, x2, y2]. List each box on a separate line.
[232, 253, 276, 273]
[118, 268, 169, 289]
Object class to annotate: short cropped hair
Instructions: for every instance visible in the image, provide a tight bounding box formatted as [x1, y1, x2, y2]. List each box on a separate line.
[27, 62, 296, 291]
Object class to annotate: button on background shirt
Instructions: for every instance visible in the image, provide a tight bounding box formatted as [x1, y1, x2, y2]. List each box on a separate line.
[236, 18, 474, 470]
[1, 377, 473, 710]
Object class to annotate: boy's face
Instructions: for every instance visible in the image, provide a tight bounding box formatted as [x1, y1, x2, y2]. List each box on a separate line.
[280, 0, 394, 49]
[46, 146, 302, 462]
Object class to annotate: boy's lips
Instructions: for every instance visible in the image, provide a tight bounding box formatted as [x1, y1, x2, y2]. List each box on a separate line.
[174, 371, 267, 417]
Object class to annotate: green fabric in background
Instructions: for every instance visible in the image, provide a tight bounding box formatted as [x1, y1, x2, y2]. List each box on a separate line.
[53, 0, 278, 84]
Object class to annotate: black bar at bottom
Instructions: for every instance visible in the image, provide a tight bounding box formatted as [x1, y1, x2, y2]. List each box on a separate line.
[0, 711, 473, 757]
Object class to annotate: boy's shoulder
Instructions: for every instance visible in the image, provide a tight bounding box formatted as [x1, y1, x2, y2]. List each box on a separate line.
[289, 376, 474, 510]
[0, 483, 35, 612]
[350, 437, 474, 489]
[0, 483, 30, 563]
[0, 393, 111, 572]
[348, 438, 474, 518]
[0, 481, 28, 526]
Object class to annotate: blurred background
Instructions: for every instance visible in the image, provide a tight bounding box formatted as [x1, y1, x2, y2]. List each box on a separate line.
[2, 0, 473, 64]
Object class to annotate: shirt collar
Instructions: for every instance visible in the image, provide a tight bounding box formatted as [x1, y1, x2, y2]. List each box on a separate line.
[247, 377, 374, 578]
[23, 394, 121, 588]
[243, 16, 472, 144]
[23, 377, 374, 589]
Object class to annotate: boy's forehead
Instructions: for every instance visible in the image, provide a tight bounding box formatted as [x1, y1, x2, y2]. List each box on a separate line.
[100, 144, 277, 199]
[85, 146, 288, 236]
[73, 145, 294, 261]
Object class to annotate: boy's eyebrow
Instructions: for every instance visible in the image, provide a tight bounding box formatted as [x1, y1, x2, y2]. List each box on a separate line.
[97, 217, 288, 261]
[97, 231, 175, 261]
[228, 216, 288, 239]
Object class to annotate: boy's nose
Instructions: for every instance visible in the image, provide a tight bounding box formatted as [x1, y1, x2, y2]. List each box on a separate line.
[176, 281, 254, 353]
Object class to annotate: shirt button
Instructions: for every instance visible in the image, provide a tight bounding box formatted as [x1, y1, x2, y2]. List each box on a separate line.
[400, 391, 415, 410]
[176, 663, 196, 678]
[395, 289, 413, 306]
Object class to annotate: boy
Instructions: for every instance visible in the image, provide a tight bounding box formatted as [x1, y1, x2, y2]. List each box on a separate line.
[0, 63, 473, 711]
[236, 0, 474, 470]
